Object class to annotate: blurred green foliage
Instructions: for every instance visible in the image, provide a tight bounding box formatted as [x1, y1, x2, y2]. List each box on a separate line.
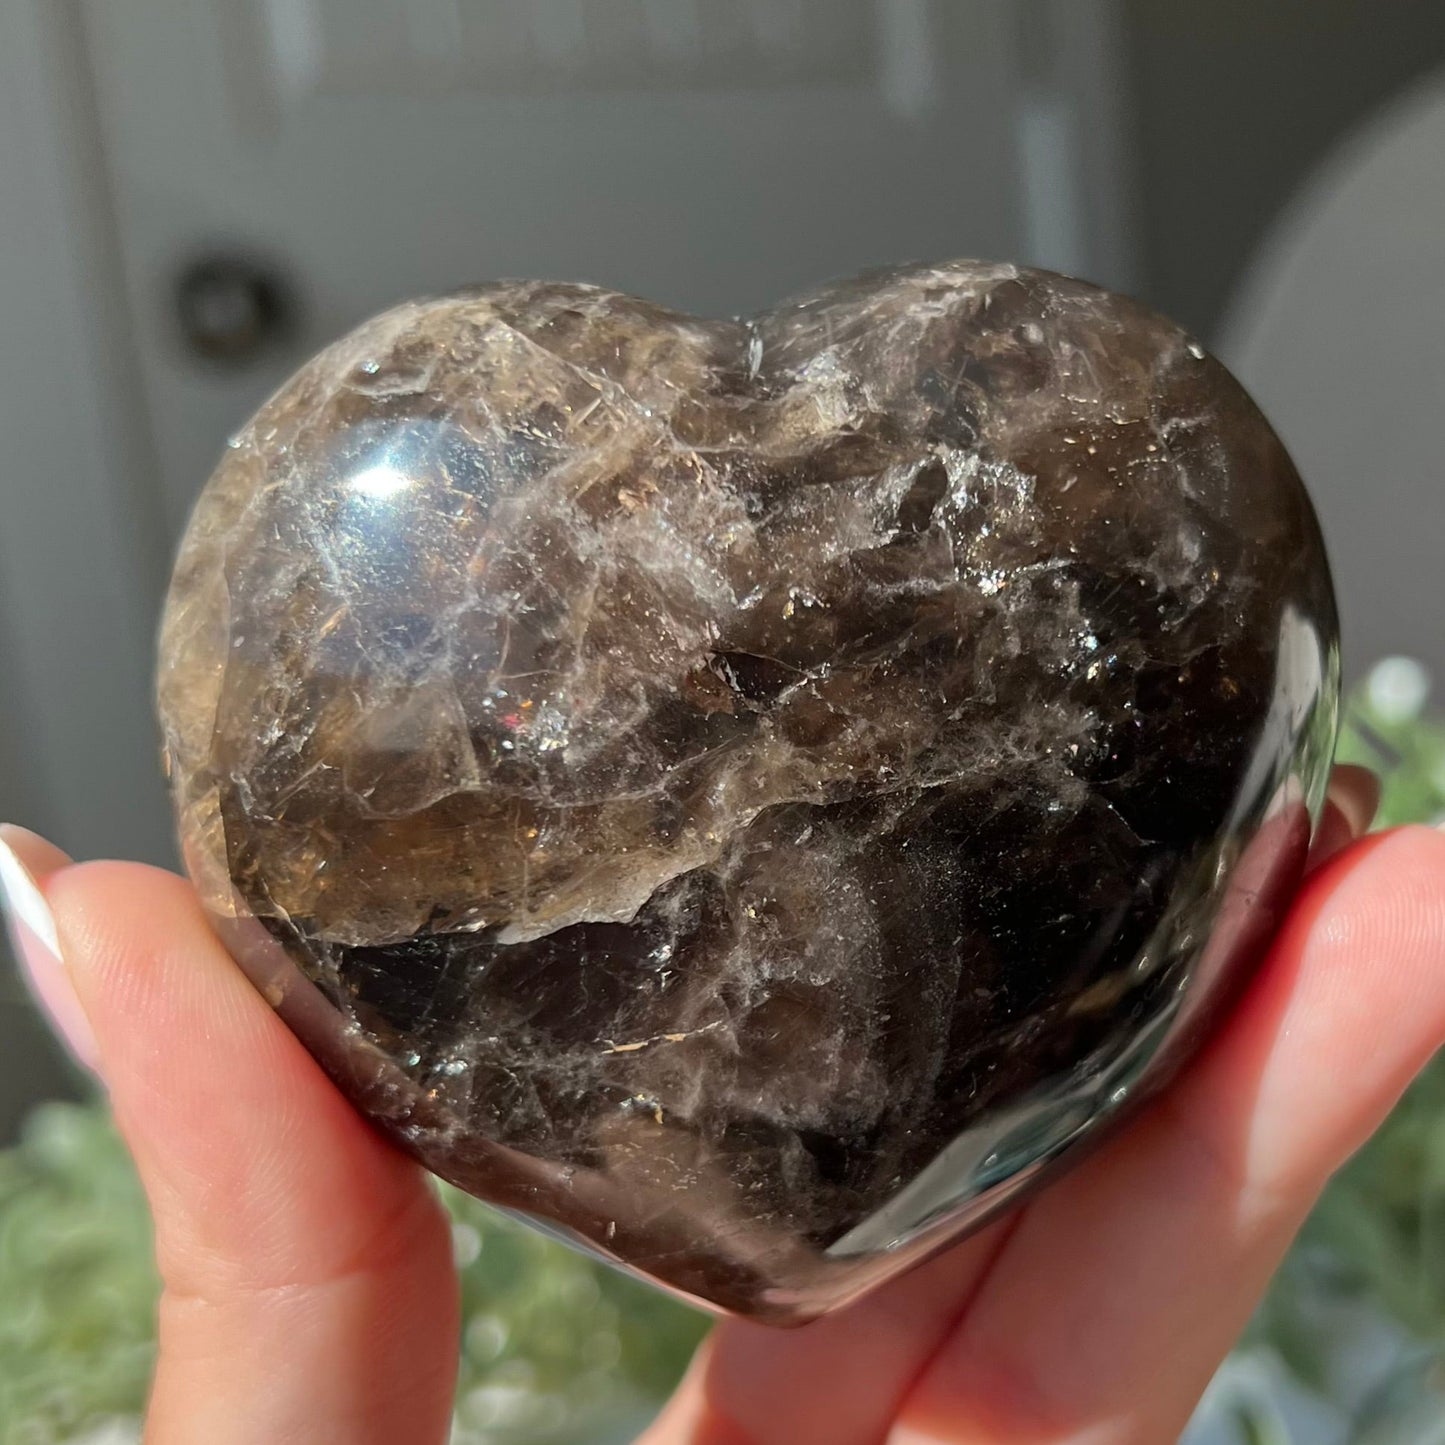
[1239, 658, 1445, 1435]
[0, 1101, 155, 1444]
[1320, 663, 1445, 1332]
[0, 1102, 708, 1445]
[444, 1188, 707, 1442]
[0, 661, 1442, 1444]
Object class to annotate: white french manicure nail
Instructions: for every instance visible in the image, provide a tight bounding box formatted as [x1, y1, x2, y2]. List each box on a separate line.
[0, 831, 98, 1070]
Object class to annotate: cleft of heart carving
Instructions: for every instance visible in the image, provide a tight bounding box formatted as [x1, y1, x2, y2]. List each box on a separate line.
[158, 260, 1338, 1321]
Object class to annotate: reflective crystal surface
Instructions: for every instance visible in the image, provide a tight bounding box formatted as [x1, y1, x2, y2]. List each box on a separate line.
[158, 262, 1338, 1321]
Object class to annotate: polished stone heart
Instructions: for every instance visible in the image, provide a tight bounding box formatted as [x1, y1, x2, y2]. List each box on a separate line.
[158, 261, 1337, 1322]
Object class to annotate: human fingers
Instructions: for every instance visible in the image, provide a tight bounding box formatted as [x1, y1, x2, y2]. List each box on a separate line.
[1, 828, 460, 1445]
[641, 767, 1387, 1445]
[1308, 763, 1381, 868]
[890, 824, 1445, 1444]
[641, 1219, 1017, 1445]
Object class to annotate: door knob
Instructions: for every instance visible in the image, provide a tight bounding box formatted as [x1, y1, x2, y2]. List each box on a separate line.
[174, 253, 295, 364]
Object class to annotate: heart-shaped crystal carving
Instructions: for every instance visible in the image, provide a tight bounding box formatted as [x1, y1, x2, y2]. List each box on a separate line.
[158, 261, 1337, 1322]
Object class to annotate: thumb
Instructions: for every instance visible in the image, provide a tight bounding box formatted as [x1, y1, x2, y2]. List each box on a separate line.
[1, 826, 460, 1445]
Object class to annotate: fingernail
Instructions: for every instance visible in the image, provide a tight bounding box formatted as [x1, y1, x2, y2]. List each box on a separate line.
[0, 831, 98, 1070]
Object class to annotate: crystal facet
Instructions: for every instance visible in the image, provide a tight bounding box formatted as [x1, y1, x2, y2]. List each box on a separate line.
[158, 262, 1338, 1321]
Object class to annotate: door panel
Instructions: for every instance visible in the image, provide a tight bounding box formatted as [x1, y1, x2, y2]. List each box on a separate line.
[80, 0, 1117, 533]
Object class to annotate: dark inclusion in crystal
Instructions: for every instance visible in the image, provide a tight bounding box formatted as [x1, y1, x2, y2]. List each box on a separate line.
[158, 261, 1338, 1322]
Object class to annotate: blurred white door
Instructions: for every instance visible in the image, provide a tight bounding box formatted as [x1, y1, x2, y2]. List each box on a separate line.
[79, 0, 1137, 537]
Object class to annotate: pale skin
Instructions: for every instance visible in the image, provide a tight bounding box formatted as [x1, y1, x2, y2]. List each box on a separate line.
[4, 764, 1444, 1445]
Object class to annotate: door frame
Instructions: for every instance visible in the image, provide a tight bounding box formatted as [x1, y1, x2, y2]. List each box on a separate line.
[0, 0, 175, 864]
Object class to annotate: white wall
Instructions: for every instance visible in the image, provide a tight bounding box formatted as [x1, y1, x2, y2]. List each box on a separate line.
[0, 1, 174, 865]
[1221, 73, 1445, 688]
[0, 0, 178, 1124]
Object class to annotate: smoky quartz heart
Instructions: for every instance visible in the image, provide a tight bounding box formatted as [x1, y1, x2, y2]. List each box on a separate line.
[158, 261, 1337, 1322]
